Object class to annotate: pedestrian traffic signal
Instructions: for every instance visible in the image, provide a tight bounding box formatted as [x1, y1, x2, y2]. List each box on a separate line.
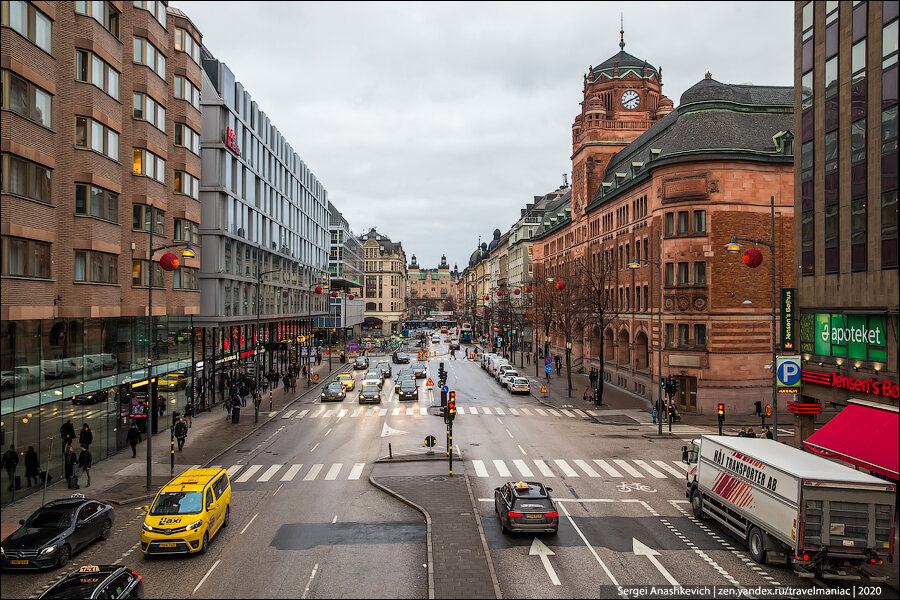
[717, 403, 725, 423]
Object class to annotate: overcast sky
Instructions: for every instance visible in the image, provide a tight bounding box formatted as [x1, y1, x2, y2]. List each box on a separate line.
[173, 1, 794, 271]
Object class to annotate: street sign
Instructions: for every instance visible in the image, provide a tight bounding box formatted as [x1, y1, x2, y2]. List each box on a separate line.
[765, 403, 773, 417]
[540, 385, 547, 394]
[776, 355, 801, 392]
[441, 385, 449, 393]
[545, 357, 552, 365]
[312, 374, 319, 381]
[426, 378, 434, 387]
[545, 365, 553, 373]
[424, 435, 437, 448]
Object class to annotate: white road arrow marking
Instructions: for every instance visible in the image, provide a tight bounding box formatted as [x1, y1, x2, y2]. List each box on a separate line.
[381, 421, 406, 437]
[529, 538, 560, 586]
[632, 537, 679, 586]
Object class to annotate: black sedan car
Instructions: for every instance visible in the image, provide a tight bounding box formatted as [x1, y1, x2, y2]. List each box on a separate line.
[352, 356, 369, 370]
[411, 363, 427, 379]
[1, 495, 115, 570]
[392, 352, 410, 364]
[375, 362, 392, 378]
[397, 379, 419, 401]
[494, 481, 558, 535]
[358, 384, 382, 404]
[39, 564, 144, 599]
[320, 382, 346, 402]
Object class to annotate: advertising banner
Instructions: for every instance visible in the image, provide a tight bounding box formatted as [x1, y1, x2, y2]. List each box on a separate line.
[804, 313, 888, 361]
[780, 288, 796, 352]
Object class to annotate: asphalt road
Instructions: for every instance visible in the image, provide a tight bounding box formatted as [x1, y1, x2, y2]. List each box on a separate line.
[1, 337, 892, 599]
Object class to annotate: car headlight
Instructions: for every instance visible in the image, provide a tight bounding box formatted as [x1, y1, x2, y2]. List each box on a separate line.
[1, 546, 5, 556]
[186, 520, 203, 531]
[40, 545, 57, 555]
[142, 523, 155, 532]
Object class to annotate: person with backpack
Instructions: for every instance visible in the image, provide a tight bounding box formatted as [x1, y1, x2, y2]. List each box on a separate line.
[184, 399, 194, 428]
[174, 418, 188, 451]
[224, 397, 233, 422]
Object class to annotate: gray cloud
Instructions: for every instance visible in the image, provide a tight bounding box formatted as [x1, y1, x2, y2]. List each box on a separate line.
[174, 1, 793, 270]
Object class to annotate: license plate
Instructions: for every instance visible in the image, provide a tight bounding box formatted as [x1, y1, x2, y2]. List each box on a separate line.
[11, 560, 29, 565]
[526, 514, 543, 519]
[160, 543, 177, 548]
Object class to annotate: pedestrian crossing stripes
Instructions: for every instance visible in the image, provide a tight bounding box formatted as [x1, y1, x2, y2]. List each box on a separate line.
[225, 462, 369, 484]
[285, 404, 599, 420]
[468, 458, 690, 480]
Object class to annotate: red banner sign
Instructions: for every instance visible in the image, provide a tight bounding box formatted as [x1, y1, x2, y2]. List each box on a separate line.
[801, 370, 899, 399]
[226, 126, 241, 156]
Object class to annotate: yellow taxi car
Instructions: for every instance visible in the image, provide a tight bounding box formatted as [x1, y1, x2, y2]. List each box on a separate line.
[140, 468, 231, 556]
[335, 372, 355, 391]
[157, 370, 188, 390]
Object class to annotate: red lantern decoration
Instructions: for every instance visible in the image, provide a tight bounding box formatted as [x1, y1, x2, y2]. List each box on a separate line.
[525, 285, 532, 293]
[743, 248, 763, 268]
[556, 280, 566, 290]
[331, 290, 338, 297]
[484, 295, 489, 301]
[513, 288, 521, 295]
[159, 252, 179, 271]
[282, 290, 289, 298]
[315, 286, 323, 294]
[348, 294, 354, 300]
[496, 290, 502, 296]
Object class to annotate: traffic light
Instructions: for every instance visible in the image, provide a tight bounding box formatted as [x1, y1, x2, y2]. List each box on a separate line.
[671, 378, 679, 396]
[660, 378, 666, 389]
[717, 403, 725, 423]
[754, 401, 762, 416]
[446, 391, 456, 423]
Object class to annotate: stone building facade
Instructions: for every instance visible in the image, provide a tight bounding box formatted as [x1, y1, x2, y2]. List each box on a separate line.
[358, 228, 406, 335]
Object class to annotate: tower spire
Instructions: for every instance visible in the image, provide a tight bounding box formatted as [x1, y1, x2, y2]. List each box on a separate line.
[619, 13, 625, 50]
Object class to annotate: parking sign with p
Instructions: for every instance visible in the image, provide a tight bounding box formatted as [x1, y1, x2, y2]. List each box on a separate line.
[776, 355, 801, 393]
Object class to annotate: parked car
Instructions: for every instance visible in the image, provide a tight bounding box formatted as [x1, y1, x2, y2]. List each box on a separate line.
[500, 370, 519, 388]
[39, 565, 144, 599]
[352, 356, 369, 370]
[358, 384, 382, 404]
[509, 377, 530, 395]
[496, 365, 515, 383]
[494, 481, 558, 535]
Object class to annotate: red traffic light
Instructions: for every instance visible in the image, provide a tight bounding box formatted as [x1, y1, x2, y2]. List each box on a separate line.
[716, 403, 725, 416]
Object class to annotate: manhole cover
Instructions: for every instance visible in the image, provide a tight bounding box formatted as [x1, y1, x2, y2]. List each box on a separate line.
[429, 477, 448, 482]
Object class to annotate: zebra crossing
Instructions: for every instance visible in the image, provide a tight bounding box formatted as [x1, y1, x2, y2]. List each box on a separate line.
[221, 461, 368, 485]
[468, 457, 690, 480]
[278, 404, 596, 419]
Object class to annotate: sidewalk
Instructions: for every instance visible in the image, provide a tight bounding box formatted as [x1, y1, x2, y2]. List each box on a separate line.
[0, 359, 345, 542]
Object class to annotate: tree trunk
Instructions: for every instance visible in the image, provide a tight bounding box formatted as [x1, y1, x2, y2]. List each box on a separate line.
[597, 332, 605, 404]
[566, 346, 572, 397]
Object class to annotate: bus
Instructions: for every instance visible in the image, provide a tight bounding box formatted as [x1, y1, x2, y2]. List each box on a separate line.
[459, 322, 473, 344]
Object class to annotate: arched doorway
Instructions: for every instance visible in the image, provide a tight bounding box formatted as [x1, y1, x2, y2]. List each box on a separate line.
[590, 326, 601, 359]
[604, 328, 615, 361]
[617, 329, 630, 366]
[634, 331, 649, 370]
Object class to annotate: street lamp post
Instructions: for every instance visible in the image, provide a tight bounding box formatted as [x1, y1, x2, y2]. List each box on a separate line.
[145, 238, 196, 492]
[628, 229, 664, 436]
[255, 268, 281, 423]
[725, 195, 779, 441]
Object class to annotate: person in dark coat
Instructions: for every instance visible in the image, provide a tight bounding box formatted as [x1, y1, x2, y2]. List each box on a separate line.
[60, 420, 76, 452]
[239, 382, 249, 407]
[174, 418, 188, 451]
[64, 445, 78, 489]
[23, 446, 39, 487]
[554, 354, 561, 375]
[75, 444, 92, 488]
[126, 424, 142, 458]
[2, 445, 18, 491]
[184, 399, 194, 427]
[283, 374, 291, 392]
[79, 423, 93, 449]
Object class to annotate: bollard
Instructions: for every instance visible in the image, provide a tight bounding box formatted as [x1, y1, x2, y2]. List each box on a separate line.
[389, 443, 392, 459]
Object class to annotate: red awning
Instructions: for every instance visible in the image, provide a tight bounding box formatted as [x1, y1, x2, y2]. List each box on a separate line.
[804, 402, 899, 480]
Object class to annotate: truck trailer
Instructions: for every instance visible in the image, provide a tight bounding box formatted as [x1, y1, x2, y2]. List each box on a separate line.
[683, 435, 895, 580]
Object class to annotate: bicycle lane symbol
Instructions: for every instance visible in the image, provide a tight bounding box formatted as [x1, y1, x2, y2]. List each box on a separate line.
[617, 482, 657, 493]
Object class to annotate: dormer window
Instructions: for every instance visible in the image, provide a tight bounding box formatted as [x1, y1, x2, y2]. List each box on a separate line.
[631, 162, 644, 177]
[649, 149, 662, 161]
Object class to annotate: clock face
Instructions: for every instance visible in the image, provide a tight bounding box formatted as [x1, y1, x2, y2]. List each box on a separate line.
[621, 90, 640, 110]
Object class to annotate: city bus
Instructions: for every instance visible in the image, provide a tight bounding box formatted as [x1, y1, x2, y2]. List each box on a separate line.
[460, 322, 473, 344]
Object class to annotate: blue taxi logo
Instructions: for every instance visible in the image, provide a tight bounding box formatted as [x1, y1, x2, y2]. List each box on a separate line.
[160, 517, 183, 525]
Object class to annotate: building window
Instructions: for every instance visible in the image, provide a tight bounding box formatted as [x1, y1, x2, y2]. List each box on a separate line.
[75, 1, 119, 37]
[677, 262, 689, 285]
[693, 210, 706, 234]
[643, 284, 649, 312]
[132, 148, 165, 183]
[824, 130, 838, 173]
[132, 204, 164, 235]
[825, 56, 838, 97]
[677, 211, 689, 234]
[174, 123, 201, 155]
[133, 0, 166, 27]
[850, 197, 867, 271]
[693, 262, 706, 285]
[174, 218, 199, 244]
[0, 69, 51, 127]
[665, 262, 674, 286]
[74, 250, 118, 284]
[664, 212, 674, 236]
[1, 235, 50, 278]
[852, 39, 867, 83]
[75, 183, 118, 222]
[2, 0, 51, 53]
[173, 267, 199, 290]
[174, 75, 201, 110]
[824, 204, 839, 273]
[665, 323, 675, 348]
[883, 190, 898, 268]
[173, 170, 199, 200]
[678, 324, 690, 347]
[133, 92, 165, 131]
[1, 152, 51, 203]
[802, 1, 814, 40]
[694, 324, 707, 347]
[885, 18, 899, 70]
[74, 116, 119, 161]
[131, 259, 163, 287]
[133, 37, 166, 79]
[75, 49, 119, 100]
[174, 27, 200, 64]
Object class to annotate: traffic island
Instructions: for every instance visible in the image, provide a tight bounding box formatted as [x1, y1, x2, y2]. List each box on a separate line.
[370, 459, 501, 600]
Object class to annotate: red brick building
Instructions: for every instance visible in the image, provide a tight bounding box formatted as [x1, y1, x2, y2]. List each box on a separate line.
[532, 38, 795, 416]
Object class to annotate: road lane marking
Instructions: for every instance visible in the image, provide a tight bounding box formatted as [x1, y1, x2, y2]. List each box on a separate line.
[235, 465, 262, 483]
[324, 428, 332, 437]
[482, 407, 492, 414]
[281, 464, 303, 481]
[593, 460, 623, 477]
[378, 408, 388, 416]
[533, 408, 546, 416]
[332, 515, 338, 523]
[505, 429, 513, 438]
[348, 463, 364, 480]
[193, 559, 221, 595]
[365, 408, 374, 416]
[509, 408, 520, 415]
[634, 459, 666, 478]
[613, 459, 644, 477]
[557, 503, 619, 586]
[513, 459, 534, 477]
[530, 538, 560, 586]
[520, 408, 533, 415]
[301, 563, 319, 599]
[420, 407, 428, 416]
[572, 409, 588, 417]
[406, 407, 414, 415]
[574, 459, 600, 477]
[393, 408, 401, 416]
[560, 409, 575, 417]
[239, 513, 258, 535]
[547, 409, 561, 417]
[352, 408, 363, 417]
[497, 417, 503, 425]
[533, 459, 554, 477]
[312, 407, 325, 417]
[495, 407, 505, 415]
[296, 409, 310, 419]
[257, 464, 283, 482]
[281, 410, 296, 419]
[468, 406, 479, 414]
[338, 409, 347, 418]
[324, 410, 335, 418]
[304, 464, 324, 480]
[472, 460, 489, 477]
[633, 538, 679, 586]
[226, 464, 243, 477]
[517, 445, 527, 456]
[652, 460, 685, 478]
[493, 459, 512, 477]
[310, 442, 320, 452]
[324, 463, 342, 480]
[554, 459, 579, 477]
[671, 461, 689, 472]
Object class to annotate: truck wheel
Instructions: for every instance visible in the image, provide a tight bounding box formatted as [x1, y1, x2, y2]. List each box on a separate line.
[690, 489, 704, 519]
[748, 527, 766, 563]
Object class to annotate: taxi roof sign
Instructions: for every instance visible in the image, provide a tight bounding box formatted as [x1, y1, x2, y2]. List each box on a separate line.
[79, 565, 100, 572]
[514, 482, 531, 489]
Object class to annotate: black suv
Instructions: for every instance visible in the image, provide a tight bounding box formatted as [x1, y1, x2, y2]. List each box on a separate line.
[352, 356, 369, 370]
[392, 352, 410, 364]
[494, 481, 558, 535]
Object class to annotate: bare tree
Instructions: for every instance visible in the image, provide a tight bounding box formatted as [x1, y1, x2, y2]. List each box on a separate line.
[529, 272, 557, 378]
[574, 248, 621, 405]
[549, 262, 593, 397]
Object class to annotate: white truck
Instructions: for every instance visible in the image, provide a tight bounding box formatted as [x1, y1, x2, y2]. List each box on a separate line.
[683, 435, 895, 580]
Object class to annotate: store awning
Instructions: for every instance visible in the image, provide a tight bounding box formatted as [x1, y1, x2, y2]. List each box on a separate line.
[804, 400, 899, 480]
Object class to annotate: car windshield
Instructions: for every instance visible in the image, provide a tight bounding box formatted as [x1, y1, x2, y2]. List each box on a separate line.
[325, 383, 344, 392]
[361, 385, 379, 394]
[150, 491, 203, 515]
[398, 370, 413, 377]
[396, 353, 408, 359]
[24, 507, 76, 529]
[514, 378, 528, 385]
[505, 371, 518, 377]
[400, 381, 417, 390]
[365, 372, 380, 378]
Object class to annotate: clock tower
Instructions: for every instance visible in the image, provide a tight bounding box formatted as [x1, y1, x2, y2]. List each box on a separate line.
[571, 28, 673, 217]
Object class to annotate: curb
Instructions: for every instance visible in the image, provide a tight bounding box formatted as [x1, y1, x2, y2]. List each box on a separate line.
[368, 474, 435, 600]
[463, 471, 503, 599]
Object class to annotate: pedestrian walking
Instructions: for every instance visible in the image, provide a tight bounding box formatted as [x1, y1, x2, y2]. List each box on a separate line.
[24, 446, 39, 487]
[174, 418, 188, 451]
[283, 374, 291, 391]
[554, 354, 561, 376]
[2, 445, 18, 491]
[79, 423, 93, 449]
[64, 445, 77, 489]
[224, 397, 233, 421]
[126, 424, 142, 458]
[526, 352, 531, 365]
[450, 348, 456, 359]
[76, 444, 92, 488]
[184, 399, 194, 428]
[290, 375, 297, 393]
[60, 420, 76, 453]
[589, 368, 598, 392]
[239, 382, 249, 407]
